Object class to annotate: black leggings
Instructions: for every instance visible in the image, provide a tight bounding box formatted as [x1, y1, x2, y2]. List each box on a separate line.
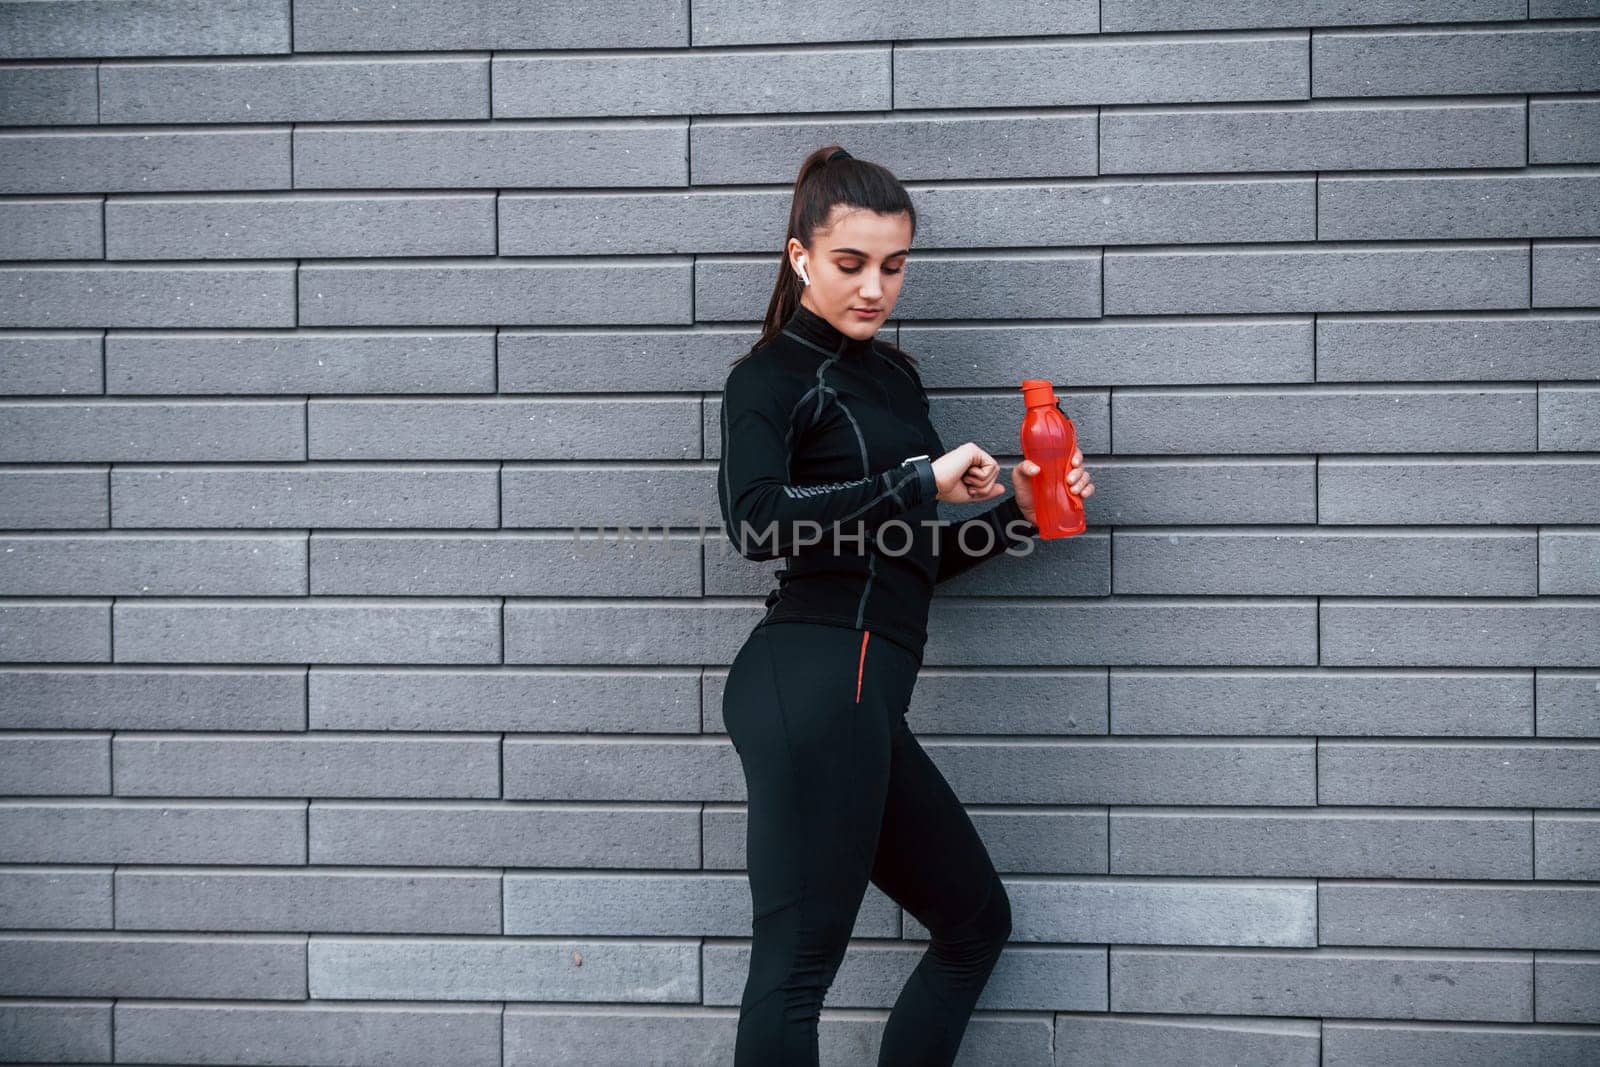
[721, 620, 1012, 1066]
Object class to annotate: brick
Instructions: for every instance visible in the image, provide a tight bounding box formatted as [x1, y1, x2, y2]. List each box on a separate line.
[0, 331, 103, 395]
[1111, 669, 1531, 736]
[1534, 802, 1600, 877]
[1319, 740, 1600, 806]
[1314, 25, 1600, 96]
[293, 0, 686, 51]
[901, 318, 1313, 388]
[294, 122, 684, 189]
[0, 400, 304, 462]
[106, 193, 496, 259]
[498, 324, 743, 392]
[494, 48, 887, 118]
[0, 1001, 110, 1062]
[112, 734, 500, 798]
[1105, 243, 1528, 314]
[1543, 530, 1600, 594]
[1114, 384, 1533, 453]
[1536, 671, 1600, 736]
[0, 868, 111, 928]
[116, 1002, 501, 1067]
[116, 869, 501, 933]
[112, 464, 499, 529]
[300, 259, 689, 328]
[0, 64, 97, 124]
[692, 0, 1097, 46]
[1533, 240, 1600, 306]
[503, 1008, 735, 1067]
[0, 0, 290, 59]
[1540, 384, 1600, 450]
[1055, 1013, 1319, 1066]
[0, 800, 304, 864]
[1112, 809, 1530, 879]
[0, 599, 109, 662]
[0, 198, 102, 259]
[917, 177, 1315, 246]
[0, 264, 296, 328]
[1320, 170, 1600, 240]
[0, 128, 290, 194]
[107, 329, 495, 395]
[0, 666, 303, 730]
[310, 532, 701, 596]
[1103, 0, 1522, 31]
[1320, 599, 1600, 667]
[310, 802, 699, 868]
[1114, 527, 1535, 595]
[0, 463, 109, 529]
[923, 739, 1315, 805]
[100, 56, 488, 123]
[504, 738, 742, 802]
[1531, 95, 1600, 163]
[1111, 946, 1530, 1020]
[0, 733, 109, 794]
[1320, 458, 1600, 524]
[308, 936, 698, 1002]
[0, 933, 305, 998]
[999, 878, 1315, 947]
[1317, 313, 1600, 382]
[1535, 952, 1600, 1024]
[1324, 1020, 1600, 1063]
[895, 34, 1307, 108]
[690, 111, 1097, 183]
[310, 668, 699, 732]
[307, 398, 698, 460]
[1320, 882, 1600, 950]
[1104, 101, 1524, 173]
[0, 532, 307, 595]
[113, 598, 502, 664]
[504, 465, 720, 529]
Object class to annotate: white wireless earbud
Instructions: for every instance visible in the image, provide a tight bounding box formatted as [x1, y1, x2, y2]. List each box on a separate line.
[796, 259, 811, 287]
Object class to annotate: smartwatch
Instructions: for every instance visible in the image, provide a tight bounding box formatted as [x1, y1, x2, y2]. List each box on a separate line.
[900, 453, 936, 504]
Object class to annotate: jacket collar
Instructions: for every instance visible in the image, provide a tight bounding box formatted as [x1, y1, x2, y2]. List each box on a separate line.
[782, 300, 875, 361]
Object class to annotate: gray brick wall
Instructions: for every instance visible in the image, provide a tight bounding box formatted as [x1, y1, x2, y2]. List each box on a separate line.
[1, 1, 1597, 1063]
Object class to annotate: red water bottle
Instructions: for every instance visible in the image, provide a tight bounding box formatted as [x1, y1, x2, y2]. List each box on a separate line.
[1019, 379, 1086, 539]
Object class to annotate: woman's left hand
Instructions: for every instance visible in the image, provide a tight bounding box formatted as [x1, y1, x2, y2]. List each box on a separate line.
[1012, 447, 1094, 526]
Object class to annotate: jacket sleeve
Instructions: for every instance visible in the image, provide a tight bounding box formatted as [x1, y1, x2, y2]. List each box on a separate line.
[717, 359, 937, 561]
[934, 493, 1039, 585]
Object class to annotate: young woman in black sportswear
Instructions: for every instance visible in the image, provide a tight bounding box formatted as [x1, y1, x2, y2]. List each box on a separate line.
[716, 144, 1095, 1066]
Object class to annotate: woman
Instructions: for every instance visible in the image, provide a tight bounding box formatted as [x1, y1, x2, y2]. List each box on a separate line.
[717, 144, 1094, 1066]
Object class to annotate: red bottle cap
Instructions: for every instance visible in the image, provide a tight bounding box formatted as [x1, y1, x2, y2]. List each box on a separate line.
[1020, 379, 1058, 407]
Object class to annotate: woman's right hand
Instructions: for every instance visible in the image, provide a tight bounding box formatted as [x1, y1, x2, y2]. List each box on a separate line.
[932, 442, 1008, 505]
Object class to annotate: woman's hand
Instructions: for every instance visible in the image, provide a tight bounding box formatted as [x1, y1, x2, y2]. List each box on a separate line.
[1011, 446, 1094, 526]
[932, 442, 1007, 505]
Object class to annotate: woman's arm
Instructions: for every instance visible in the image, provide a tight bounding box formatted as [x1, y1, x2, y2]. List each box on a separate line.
[934, 492, 1038, 585]
[717, 361, 937, 561]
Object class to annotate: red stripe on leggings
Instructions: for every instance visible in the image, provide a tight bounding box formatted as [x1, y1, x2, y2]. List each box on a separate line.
[855, 629, 870, 703]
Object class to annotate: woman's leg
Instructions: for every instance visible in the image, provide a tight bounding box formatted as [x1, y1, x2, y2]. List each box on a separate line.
[722, 622, 894, 1066]
[869, 708, 1013, 1066]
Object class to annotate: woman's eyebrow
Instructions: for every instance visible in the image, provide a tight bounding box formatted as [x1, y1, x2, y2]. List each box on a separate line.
[829, 246, 911, 257]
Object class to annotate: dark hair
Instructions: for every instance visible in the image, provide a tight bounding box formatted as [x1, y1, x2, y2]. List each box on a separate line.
[730, 143, 919, 367]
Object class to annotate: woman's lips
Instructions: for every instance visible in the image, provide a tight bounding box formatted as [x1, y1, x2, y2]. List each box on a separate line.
[852, 308, 882, 318]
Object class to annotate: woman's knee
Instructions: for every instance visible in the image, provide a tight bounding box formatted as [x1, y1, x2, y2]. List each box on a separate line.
[931, 872, 1012, 964]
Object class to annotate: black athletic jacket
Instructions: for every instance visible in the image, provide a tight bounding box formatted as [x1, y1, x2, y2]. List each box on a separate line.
[717, 301, 1039, 661]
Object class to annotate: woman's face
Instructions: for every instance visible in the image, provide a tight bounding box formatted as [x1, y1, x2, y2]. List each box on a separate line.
[790, 205, 913, 340]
